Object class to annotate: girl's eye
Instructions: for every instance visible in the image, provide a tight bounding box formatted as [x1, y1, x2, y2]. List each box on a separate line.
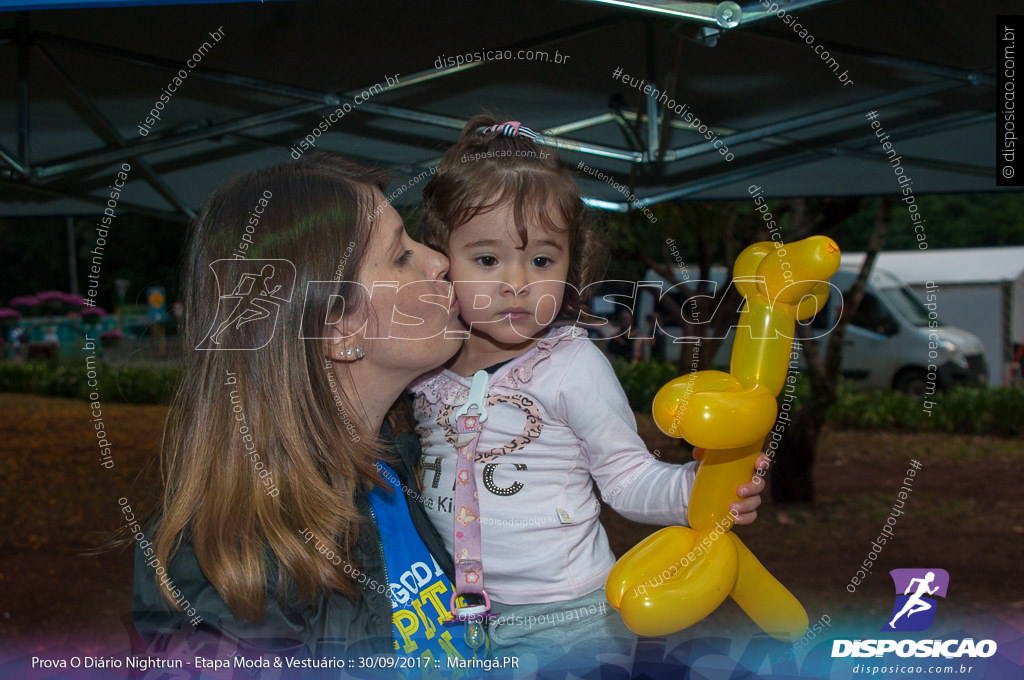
[476, 256, 498, 267]
[532, 256, 553, 268]
[396, 249, 413, 265]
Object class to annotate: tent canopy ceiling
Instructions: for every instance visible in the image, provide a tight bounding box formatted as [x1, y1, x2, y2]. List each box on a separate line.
[0, 0, 1012, 222]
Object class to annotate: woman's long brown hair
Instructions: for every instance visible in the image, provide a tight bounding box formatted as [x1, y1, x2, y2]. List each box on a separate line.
[153, 152, 388, 621]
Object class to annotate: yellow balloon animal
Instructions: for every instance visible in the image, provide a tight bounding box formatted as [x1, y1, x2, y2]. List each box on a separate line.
[606, 235, 840, 641]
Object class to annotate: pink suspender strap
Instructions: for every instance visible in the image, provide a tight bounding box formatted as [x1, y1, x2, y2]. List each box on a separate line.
[449, 370, 491, 617]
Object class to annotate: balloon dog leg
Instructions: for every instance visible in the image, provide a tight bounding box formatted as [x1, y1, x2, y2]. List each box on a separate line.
[728, 532, 809, 642]
[606, 526, 739, 637]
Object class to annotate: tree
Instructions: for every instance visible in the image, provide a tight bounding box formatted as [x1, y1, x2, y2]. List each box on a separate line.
[637, 201, 744, 374]
[771, 198, 889, 503]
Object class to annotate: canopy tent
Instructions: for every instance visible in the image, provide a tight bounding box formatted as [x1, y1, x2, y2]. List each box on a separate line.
[0, 0, 1013, 223]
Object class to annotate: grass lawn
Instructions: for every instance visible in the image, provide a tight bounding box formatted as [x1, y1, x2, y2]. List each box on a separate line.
[1, 393, 1021, 646]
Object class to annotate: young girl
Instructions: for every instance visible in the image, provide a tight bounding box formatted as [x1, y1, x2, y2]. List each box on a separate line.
[410, 116, 766, 671]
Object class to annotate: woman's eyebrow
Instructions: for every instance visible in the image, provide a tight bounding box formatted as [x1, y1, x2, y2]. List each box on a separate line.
[391, 223, 404, 250]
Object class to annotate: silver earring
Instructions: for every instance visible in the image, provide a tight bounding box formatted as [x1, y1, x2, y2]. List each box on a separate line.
[354, 346, 365, 359]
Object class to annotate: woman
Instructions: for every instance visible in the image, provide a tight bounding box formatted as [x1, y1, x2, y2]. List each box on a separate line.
[132, 152, 469, 663]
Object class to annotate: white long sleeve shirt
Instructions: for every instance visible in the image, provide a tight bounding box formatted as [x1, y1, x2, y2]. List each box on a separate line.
[409, 325, 697, 604]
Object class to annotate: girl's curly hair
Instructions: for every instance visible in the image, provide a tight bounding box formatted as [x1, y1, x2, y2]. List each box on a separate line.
[420, 113, 606, 321]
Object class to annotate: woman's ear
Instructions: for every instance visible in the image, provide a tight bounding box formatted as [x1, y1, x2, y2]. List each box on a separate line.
[322, 304, 368, 362]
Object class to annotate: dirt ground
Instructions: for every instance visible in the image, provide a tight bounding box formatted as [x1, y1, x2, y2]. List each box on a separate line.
[1, 393, 1022, 649]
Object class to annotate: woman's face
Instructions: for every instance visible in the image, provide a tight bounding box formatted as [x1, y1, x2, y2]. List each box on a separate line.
[353, 193, 464, 375]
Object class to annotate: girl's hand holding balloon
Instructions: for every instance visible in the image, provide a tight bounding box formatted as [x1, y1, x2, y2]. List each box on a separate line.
[732, 453, 770, 525]
[694, 448, 770, 525]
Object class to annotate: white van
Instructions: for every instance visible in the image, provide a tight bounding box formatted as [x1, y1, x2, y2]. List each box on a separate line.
[628, 266, 988, 394]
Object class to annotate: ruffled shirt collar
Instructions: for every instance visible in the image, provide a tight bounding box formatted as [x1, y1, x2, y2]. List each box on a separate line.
[409, 325, 587, 406]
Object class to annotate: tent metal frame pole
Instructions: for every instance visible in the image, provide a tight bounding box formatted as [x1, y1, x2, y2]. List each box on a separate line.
[572, 0, 739, 26]
[572, 0, 837, 26]
[0, 144, 28, 177]
[0, 177, 187, 223]
[618, 110, 995, 178]
[610, 104, 647, 152]
[36, 43, 197, 218]
[644, 20, 661, 159]
[34, 101, 325, 180]
[16, 14, 30, 166]
[744, 29, 996, 86]
[36, 15, 624, 104]
[354, 101, 647, 161]
[1, 8, 995, 215]
[587, 109, 997, 212]
[380, 76, 982, 170]
[659, 78, 968, 163]
[655, 32, 686, 164]
[544, 113, 617, 136]
[38, 32, 343, 105]
[29, 16, 635, 182]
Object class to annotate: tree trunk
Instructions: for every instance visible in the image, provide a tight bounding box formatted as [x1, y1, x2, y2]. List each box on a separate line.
[770, 198, 888, 504]
[769, 398, 825, 503]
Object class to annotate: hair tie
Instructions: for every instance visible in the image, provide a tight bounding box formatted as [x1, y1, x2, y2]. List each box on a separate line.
[479, 121, 539, 141]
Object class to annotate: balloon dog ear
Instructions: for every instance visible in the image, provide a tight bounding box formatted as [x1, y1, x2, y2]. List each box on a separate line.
[732, 241, 775, 302]
[755, 235, 842, 304]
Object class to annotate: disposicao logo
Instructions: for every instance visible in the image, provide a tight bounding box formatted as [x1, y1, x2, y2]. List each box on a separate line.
[883, 568, 948, 632]
[832, 568, 997, 659]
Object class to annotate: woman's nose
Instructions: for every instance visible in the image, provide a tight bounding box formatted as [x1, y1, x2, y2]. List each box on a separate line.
[423, 244, 449, 281]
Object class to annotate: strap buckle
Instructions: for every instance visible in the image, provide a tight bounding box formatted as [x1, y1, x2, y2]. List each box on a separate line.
[454, 369, 489, 426]
[450, 590, 492, 620]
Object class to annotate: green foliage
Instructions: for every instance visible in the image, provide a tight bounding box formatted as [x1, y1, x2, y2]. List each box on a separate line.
[823, 382, 1024, 436]
[611, 360, 1024, 437]
[0, 360, 180, 405]
[4, 357, 1021, 436]
[825, 381, 928, 431]
[612, 358, 681, 412]
[926, 385, 1024, 437]
[605, 193, 1024, 287]
[102, 364, 182, 404]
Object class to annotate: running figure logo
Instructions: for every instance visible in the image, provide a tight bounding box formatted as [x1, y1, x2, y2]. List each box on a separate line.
[197, 259, 295, 350]
[882, 568, 949, 632]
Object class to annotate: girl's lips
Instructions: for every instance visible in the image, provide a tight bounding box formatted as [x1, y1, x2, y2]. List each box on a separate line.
[499, 309, 531, 321]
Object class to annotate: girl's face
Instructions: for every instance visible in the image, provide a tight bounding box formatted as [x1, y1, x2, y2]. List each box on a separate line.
[447, 202, 571, 347]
